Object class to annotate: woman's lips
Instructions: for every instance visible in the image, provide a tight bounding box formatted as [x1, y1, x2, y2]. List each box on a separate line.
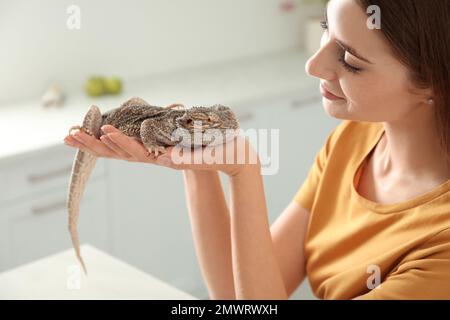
[320, 83, 344, 100]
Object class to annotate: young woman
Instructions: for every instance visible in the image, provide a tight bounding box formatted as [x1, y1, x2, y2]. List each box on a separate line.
[64, 0, 450, 299]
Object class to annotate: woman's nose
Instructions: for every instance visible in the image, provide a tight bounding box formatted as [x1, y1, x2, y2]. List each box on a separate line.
[305, 38, 338, 82]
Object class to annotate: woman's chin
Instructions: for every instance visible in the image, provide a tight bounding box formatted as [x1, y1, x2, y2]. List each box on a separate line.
[322, 98, 349, 120]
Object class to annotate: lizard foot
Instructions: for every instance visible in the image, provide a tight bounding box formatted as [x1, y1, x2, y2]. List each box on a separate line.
[146, 145, 167, 158]
[68, 126, 94, 136]
[68, 125, 82, 135]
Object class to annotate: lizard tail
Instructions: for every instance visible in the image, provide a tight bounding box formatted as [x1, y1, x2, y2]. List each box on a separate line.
[67, 105, 103, 276]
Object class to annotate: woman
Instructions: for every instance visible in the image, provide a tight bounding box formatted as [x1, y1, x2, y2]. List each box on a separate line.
[64, 0, 450, 299]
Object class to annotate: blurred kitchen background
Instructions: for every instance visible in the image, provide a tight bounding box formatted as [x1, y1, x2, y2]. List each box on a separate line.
[0, 0, 340, 299]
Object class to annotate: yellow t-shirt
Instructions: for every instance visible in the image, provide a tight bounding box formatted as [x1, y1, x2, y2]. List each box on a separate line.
[293, 120, 450, 300]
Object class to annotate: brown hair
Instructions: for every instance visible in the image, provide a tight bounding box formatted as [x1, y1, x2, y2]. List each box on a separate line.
[357, 0, 450, 161]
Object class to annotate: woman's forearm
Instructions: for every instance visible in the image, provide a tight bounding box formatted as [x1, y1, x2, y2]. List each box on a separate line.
[182, 169, 236, 299]
[229, 167, 288, 299]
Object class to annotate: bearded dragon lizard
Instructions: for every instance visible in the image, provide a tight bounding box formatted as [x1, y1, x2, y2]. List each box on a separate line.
[66, 97, 240, 274]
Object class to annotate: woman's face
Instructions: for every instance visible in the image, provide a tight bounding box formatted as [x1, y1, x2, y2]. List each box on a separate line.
[305, 0, 426, 122]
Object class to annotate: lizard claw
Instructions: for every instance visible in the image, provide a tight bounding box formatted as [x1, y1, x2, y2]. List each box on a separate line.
[68, 125, 93, 136]
[165, 103, 185, 110]
[69, 125, 82, 135]
[146, 145, 167, 158]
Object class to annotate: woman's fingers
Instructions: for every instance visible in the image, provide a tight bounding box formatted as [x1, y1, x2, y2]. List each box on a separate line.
[156, 145, 212, 170]
[63, 125, 156, 163]
[64, 135, 89, 152]
[71, 130, 106, 152]
[65, 130, 117, 158]
[63, 125, 252, 176]
[99, 134, 135, 161]
[154, 136, 259, 177]
[154, 149, 175, 167]
[103, 127, 155, 162]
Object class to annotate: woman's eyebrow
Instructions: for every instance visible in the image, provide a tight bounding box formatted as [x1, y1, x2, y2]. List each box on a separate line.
[324, 1, 375, 65]
[335, 40, 374, 64]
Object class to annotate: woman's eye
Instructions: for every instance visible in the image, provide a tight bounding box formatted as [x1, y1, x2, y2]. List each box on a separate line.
[318, 19, 361, 74]
[338, 53, 362, 74]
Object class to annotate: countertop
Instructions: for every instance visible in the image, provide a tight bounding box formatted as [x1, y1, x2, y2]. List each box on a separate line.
[0, 48, 318, 164]
[0, 244, 197, 299]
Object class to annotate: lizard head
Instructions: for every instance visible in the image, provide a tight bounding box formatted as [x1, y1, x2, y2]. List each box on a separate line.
[175, 105, 240, 146]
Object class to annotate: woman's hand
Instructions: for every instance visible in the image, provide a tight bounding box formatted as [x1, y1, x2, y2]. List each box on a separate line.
[64, 125, 152, 162]
[63, 125, 260, 177]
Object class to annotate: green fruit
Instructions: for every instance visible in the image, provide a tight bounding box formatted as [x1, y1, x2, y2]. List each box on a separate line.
[85, 77, 105, 96]
[103, 77, 122, 94]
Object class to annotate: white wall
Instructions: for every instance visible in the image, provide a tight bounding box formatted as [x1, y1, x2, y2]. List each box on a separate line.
[0, 0, 315, 104]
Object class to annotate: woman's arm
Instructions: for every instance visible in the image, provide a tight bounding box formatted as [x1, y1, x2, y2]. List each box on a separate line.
[183, 167, 309, 300]
[182, 169, 235, 299]
[270, 201, 310, 297]
[229, 167, 288, 299]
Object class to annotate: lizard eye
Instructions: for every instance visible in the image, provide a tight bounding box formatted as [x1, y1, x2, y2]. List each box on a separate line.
[186, 119, 193, 124]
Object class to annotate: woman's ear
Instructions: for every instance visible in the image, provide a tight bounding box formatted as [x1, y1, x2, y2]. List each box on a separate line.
[405, 85, 434, 109]
[415, 86, 435, 106]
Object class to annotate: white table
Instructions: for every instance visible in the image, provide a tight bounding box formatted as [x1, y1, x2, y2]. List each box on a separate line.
[0, 245, 197, 299]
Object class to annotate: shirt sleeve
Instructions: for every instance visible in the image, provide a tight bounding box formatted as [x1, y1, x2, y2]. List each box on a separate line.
[358, 228, 450, 300]
[292, 122, 342, 211]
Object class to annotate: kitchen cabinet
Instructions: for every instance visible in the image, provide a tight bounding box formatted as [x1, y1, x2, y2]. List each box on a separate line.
[108, 160, 203, 297]
[0, 145, 111, 272]
[0, 145, 105, 205]
[0, 179, 110, 270]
